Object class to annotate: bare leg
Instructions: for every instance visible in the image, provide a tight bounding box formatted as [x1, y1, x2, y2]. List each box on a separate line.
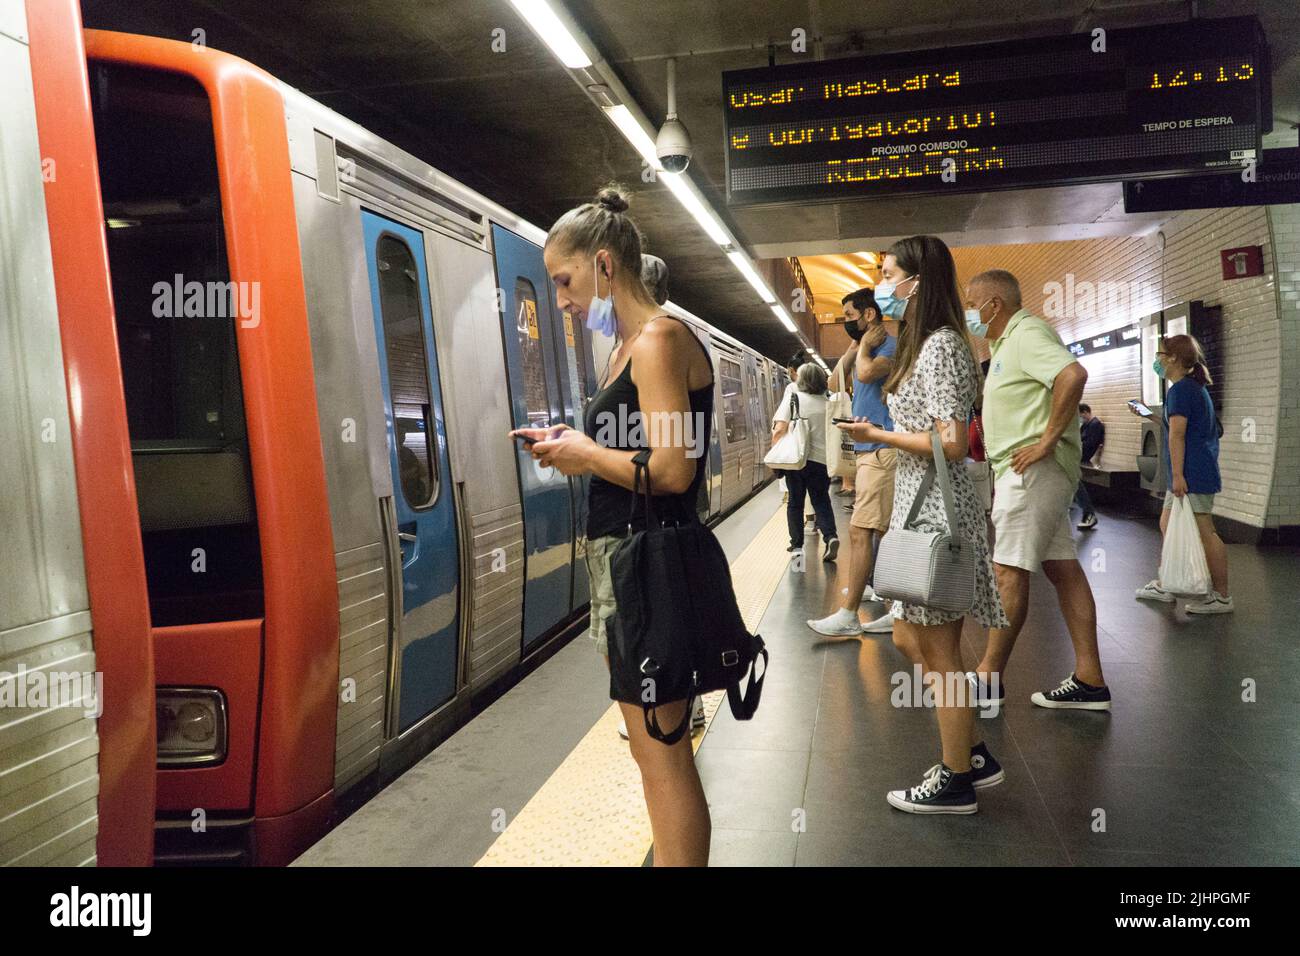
[1041, 559, 1105, 687]
[1195, 513, 1230, 596]
[975, 562, 1030, 682]
[620, 699, 710, 866]
[908, 618, 973, 771]
[840, 524, 874, 612]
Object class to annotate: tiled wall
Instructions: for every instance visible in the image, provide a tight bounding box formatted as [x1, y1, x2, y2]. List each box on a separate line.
[952, 201, 1300, 532]
[1264, 203, 1300, 529]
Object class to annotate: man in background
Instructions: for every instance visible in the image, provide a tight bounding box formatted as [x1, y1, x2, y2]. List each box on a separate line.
[807, 287, 898, 637]
[1075, 403, 1105, 529]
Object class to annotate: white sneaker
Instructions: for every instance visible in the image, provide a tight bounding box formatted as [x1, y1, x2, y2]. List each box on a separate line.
[692, 697, 706, 731]
[861, 611, 894, 633]
[807, 609, 863, 636]
[1135, 579, 1176, 603]
[842, 584, 881, 605]
[1186, 591, 1234, 615]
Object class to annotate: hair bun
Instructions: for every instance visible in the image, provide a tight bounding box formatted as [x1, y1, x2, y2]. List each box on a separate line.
[595, 185, 630, 214]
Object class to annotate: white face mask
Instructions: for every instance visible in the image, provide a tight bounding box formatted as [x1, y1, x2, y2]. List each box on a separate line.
[585, 254, 616, 337]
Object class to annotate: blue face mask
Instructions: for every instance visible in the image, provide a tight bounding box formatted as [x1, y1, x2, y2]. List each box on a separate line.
[1153, 358, 1167, 378]
[585, 254, 616, 338]
[964, 299, 993, 339]
[874, 276, 916, 320]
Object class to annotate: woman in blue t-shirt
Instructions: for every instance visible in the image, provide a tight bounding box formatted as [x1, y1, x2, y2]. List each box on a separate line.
[1135, 334, 1232, 613]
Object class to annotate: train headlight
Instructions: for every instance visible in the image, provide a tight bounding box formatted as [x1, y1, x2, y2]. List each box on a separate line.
[156, 689, 228, 766]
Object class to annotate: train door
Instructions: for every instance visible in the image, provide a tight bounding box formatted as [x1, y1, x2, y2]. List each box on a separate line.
[549, 302, 594, 609]
[492, 225, 575, 649]
[361, 210, 460, 732]
[745, 353, 764, 488]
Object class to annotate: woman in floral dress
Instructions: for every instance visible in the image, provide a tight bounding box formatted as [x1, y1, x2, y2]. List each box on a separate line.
[838, 235, 1009, 816]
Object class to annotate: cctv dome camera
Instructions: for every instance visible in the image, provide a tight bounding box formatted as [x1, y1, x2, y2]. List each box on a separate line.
[656, 118, 692, 173]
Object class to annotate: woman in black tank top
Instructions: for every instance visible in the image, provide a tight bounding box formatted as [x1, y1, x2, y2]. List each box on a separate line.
[509, 186, 714, 867]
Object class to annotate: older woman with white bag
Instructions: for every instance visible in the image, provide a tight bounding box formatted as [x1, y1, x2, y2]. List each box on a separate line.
[769, 363, 840, 561]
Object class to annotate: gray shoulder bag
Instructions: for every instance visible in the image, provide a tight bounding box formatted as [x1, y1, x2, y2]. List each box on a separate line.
[872, 430, 976, 614]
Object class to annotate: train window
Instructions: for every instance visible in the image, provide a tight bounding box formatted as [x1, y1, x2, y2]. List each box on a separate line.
[374, 234, 438, 509]
[515, 279, 552, 428]
[561, 310, 591, 421]
[91, 61, 264, 627]
[720, 357, 747, 443]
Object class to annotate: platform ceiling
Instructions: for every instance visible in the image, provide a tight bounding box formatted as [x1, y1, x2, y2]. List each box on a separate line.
[80, 0, 1300, 360]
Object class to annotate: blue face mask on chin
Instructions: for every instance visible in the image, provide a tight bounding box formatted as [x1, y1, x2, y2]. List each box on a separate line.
[873, 276, 916, 320]
[585, 255, 617, 338]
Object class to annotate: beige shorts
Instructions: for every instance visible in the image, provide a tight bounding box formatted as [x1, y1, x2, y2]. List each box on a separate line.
[585, 534, 619, 656]
[1164, 491, 1215, 514]
[991, 459, 1077, 571]
[851, 448, 896, 531]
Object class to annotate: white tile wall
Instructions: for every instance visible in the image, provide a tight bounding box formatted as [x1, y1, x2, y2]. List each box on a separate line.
[952, 200, 1297, 531]
[1265, 203, 1300, 528]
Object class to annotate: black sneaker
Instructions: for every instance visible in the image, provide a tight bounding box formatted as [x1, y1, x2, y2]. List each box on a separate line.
[968, 742, 1005, 789]
[1077, 512, 1098, 530]
[1031, 673, 1112, 711]
[823, 537, 840, 562]
[886, 764, 978, 814]
[923, 743, 1005, 792]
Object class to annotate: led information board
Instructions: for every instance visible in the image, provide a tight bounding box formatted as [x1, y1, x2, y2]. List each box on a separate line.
[722, 17, 1270, 206]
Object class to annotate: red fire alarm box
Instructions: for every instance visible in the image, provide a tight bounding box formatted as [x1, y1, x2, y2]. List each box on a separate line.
[1221, 245, 1263, 280]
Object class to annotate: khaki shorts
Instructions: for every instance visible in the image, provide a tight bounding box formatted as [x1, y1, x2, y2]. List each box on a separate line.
[851, 448, 896, 531]
[991, 458, 1077, 571]
[586, 533, 619, 656]
[1164, 491, 1215, 513]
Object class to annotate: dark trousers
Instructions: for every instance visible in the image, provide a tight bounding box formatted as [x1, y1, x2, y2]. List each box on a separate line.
[1074, 479, 1095, 515]
[785, 459, 838, 548]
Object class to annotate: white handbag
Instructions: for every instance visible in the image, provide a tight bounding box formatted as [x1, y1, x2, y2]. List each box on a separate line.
[873, 430, 976, 614]
[764, 390, 809, 470]
[825, 367, 855, 479]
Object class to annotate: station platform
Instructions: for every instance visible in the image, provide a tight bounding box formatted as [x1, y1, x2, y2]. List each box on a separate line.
[294, 482, 1300, 868]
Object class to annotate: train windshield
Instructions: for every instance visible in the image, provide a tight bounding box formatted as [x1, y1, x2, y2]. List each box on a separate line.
[90, 61, 264, 627]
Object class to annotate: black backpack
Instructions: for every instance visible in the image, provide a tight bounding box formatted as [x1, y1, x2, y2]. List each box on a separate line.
[606, 450, 769, 744]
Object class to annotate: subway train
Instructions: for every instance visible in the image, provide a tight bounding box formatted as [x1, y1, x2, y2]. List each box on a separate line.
[1, 1, 790, 866]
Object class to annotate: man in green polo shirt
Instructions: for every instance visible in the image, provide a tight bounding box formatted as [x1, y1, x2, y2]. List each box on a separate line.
[964, 269, 1110, 712]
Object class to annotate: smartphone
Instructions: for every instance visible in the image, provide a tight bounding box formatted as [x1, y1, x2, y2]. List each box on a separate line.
[1127, 399, 1153, 418]
[832, 418, 881, 427]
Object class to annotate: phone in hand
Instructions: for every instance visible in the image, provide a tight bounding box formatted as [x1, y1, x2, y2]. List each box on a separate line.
[831, 417, 855, 424]
[1127, 399, 1153, 418]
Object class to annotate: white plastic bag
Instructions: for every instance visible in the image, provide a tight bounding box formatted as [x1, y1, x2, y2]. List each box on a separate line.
[1158, 495, 1211, 595]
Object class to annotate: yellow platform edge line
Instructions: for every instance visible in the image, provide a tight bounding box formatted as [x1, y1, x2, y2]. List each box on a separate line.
[475, 499, 791, 867]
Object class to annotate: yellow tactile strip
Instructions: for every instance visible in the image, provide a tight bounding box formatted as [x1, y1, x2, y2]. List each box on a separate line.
[476, 501, 789, 866]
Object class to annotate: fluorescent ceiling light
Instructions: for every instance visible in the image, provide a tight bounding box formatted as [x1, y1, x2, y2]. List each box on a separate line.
[728, 251, 777, 304]
[770, 303, 798, 332]
[604, 104, 660, 168]
[509, 0, 592, 69]
[662, 172, 730, 245]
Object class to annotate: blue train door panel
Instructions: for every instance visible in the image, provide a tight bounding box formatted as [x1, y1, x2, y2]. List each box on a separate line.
[492, 224, 574, 650]
[550, 305, 592, 610]
[362, 210, 460, 731]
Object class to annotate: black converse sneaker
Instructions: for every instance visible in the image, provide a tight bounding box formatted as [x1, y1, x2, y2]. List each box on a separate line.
[886, 764, 978, 814]
[922, 743, 1005, 792]
[1031, 673, 1112, 711]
